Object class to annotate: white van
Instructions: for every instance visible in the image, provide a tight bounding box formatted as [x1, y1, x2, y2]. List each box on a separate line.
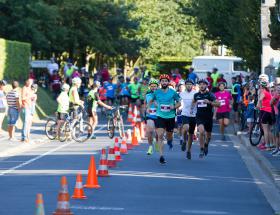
[191, 56, 249, 87]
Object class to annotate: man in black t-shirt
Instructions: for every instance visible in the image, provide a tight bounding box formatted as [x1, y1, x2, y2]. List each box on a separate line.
[192, 79, 220, 158]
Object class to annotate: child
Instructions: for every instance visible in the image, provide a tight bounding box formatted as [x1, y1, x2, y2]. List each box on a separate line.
[246, 95, 255, 135]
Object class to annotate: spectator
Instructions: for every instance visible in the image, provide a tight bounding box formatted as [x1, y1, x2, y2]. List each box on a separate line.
[28, 69, 36, 83]
[47, 58, 59, 76]
[0, 80, 6, 136]
[50, 70, 61, 99]
[211, 68, 220, 92]
[141, 65, 151, 80]
[217, 74, 227, 86]
[187, 67, 198, 84]
[206, 71, 213, 91]
[171, 73, 180, 85]
[174, 68, 182, 80]
[101, 64, 110, 82]
[65, 62, 74, 84]
[27, 84, 38, 142]
[104, 77, 117, 106]
[21, 79, 33, 143]
[71, 69, 80, 79]
[246, 95, 255, 135]
[6, 81, 20, 141]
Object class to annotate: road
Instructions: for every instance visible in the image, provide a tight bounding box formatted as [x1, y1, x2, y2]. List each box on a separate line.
[0, 121, 276, 215]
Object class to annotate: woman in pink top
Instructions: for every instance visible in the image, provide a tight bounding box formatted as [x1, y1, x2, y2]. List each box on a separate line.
[257, 81, 273, 149]
[214, 82, 232, 140]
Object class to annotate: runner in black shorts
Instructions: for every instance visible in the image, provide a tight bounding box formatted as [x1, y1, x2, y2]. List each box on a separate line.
[193, 79, 220, 158]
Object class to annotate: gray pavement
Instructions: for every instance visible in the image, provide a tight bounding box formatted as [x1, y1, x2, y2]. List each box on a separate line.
[0, 120, 277, 214]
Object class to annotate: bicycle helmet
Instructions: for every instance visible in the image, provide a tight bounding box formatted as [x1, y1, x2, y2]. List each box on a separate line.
[218, 81, 227, 87]
[149, 78, 159, 86]
[185, 79, 194, 85]
[61, 83, 70, 91]
[72, 77, 82, 84]
[197, 79, 209, 85]
[258, 73, 269, 81]
[159, 74, 170, 81]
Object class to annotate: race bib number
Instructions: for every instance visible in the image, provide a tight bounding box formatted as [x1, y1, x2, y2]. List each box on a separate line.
[107, 86, 113, 90]
[220, 99, 226, 106]
[160, 104, 171, 112]
[197, 100, 207, 108]
[148, 108, 157, 115]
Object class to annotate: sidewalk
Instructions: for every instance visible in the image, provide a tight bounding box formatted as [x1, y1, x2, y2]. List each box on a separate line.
[0, 121, 48, 159]
[238, 132, 280, 191]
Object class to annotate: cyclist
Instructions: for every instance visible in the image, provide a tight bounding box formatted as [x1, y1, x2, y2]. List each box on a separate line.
[69, 77, 84, 118]
[192, 79, 220, 158]
[148, 74, 181, 164]
[56, 84, 70, 138]
[104, 77, 117, 106]
[180, 79, 197, 159]
[144, 78, 159, 155]
[87, 81, 112, 139]
[214, 82, 232, 140]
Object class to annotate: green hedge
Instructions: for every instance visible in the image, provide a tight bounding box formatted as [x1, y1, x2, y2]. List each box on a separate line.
[0, 38, 31, 81]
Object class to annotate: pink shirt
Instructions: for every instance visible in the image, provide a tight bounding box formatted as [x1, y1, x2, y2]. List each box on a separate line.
[215, 91, 232, 113]
[260, 89, 272, 113]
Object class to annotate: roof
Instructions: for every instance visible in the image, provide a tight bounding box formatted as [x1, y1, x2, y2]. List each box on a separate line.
[193, 56, 243, 61]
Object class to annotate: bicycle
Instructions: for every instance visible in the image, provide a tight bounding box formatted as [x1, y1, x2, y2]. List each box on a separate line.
[107, 105, 127, 139]
[58, 106, 93, 143]
[249, 109, 263, 146]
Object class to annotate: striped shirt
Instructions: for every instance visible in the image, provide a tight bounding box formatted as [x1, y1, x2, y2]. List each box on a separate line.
[6, 89, 19, 109]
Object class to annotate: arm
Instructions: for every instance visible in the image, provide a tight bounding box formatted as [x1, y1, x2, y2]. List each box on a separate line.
[96, 93, 112, 109]
[257, 90, 264, 109]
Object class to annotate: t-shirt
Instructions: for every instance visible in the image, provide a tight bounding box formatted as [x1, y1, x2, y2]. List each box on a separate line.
[194, 91, 216, 118]
[139, 84, 149, 100]
[6, 89, 19, 109]
[146, 92, 157, 119]
[88, 89, 100, 111]
[57, 92, 69, 113]
[105, 83, 116, 98]
[260, 89, 272, 113]
[128, 83, 140, 99]
[120, 83, 130, 96]
[152, 88, 181, 119]
[246, 102, 255, 119]
[211, 73, 220, 87]
[188, 72, 198, 84]
[215, 91, 232, 113]
[180, 90, 197, 117]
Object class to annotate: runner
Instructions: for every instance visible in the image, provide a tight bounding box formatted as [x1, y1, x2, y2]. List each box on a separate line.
[128, 77, 140, 105]
[148, 74, 181, 164]
[104, 77, 117, 106]
[139, 78, 149, 116]
[192, 79, 220, 158]
[214, 82, 232, 140]
[144, 78, 159, 155]
[177, 80, 186, 145]
[180, 79, 197, 159]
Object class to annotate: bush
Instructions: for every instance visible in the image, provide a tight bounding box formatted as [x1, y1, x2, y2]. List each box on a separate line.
[0, 38, 31, 81]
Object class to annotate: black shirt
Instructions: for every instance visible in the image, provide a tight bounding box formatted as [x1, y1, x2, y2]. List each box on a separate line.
[194, 91, 216, 118]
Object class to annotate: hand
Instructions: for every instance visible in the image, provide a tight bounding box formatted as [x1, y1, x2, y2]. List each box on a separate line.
[108, 106, 113, 110]
[204, 99, 210, 104]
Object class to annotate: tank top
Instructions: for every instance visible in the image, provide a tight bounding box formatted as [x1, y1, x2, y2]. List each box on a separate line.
[260, 89, 272, 113]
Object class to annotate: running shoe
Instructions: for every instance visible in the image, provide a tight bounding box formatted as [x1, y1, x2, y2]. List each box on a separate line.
[147, 145, 153, 155]
[258, 143, 266, 150]
[273, 150, 280, 157]
[271, 148, 279, 155]
[199, 148, 204, 158]
[204, 143, 209, 156]
[181, 142, 186, 151]
[186, 151, 191, 160]
[159, 156, 166, 164]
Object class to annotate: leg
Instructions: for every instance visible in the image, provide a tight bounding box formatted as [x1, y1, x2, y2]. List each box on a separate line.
[146, 120, 155, 155]
[262, 124, 269, 146]
[219, 118, 225, 136]
[197, 124, 205, 149]
[156, 128, 165, 157]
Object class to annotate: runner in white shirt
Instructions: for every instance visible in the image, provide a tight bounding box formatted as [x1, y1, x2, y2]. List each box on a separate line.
[180, 79, 197, 159]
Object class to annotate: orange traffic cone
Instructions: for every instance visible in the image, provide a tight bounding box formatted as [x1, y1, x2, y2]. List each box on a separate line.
[131, 126, 139, 146]
[53, 176, 73, 215]
[127, 104, 133, 123]
[136, 123, 142, 142]
[120, 138, 128, 154]
[72, 173, 87, 199]
[35, 193, 45, 215]
[114, 137, 122, 161]
[136, 106, 142, 123]
[132, 105, 138, 126]
[84, 156, 100, 189]
[107, 142, 116, 168]
[98, 148, 109, 177]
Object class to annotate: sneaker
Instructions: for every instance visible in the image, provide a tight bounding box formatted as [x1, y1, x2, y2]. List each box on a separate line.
[181, 142, 186, 151]
[159, 156, 166, 164]
[258, 143, 266, 150]
[199, 148, 204, 158]
[147, 145, 153, 155]
[204, 144, 209, 156]
[271, 148, 279, 155]
[186, 151, 191, 160]
[273, 150, 280, 157]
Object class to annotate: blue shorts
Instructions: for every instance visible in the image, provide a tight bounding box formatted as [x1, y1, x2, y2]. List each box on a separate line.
[8, 107, 19, 126]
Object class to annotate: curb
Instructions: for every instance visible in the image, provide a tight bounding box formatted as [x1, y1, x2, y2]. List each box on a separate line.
[238, 134, 280, 191]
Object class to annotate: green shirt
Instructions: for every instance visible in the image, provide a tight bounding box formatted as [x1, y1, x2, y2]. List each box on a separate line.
[139, 84, 149, 100]
[211, 73, 220, 87]
[128, 83, 140, 99]
[88, 89, 99, 111]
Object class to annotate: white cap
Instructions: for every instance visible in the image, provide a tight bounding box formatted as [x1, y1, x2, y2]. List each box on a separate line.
[61, 83, 70, 91]
[72, 77, 82, 84]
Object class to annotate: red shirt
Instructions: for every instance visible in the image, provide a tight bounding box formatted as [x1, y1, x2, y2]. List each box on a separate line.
[101, 68, 110, 82]
[99, 87, 107, 101]
[51, 74, 61, 91]
[206, 77, 213, 91]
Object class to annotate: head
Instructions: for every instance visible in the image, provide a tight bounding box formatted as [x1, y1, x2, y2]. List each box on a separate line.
[72, 77, 82, 87]
[148, 79, 158, 92]
[231, 77, 236, 84]
[207, 71, 211, 77]
[31, 84, 38, 93]
[248, 95, 254, 102]
[258, 73, 269, 83]
[169, 81, 176, 89]
[212, 68, 218, 73]
[185, 79, 194, 92]
[92, 81, 101, 89]
[198, 79, 208, 92]
[118, 75, 124, 83]
[134, 67, 139, 74]
[260, 80, 269, 91]
[61, 83, 70, 92]
[159, 74, 170, 89]
[219, 74, 224, 79]
[218, 82, 226, 91]
[0, 80, 6, 89]
[189, 67, 194, 73]
[12, 81, 19, 89]
[126, 77, 131, 83]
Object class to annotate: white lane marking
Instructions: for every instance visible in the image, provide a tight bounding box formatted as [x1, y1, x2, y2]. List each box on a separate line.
[0, 125, 106, 176]
[181, 210, 228, 214]
[71, 205, 124, 211]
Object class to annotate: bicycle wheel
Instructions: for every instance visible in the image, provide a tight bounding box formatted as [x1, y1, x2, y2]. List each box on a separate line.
[249, 122, 263, 146]
[72, 121, 93, 143]
[107, 117, 115, 139]
[45, 118, 57, 140]
[58, 122, 71, 142]
[117, 116, 125, 138]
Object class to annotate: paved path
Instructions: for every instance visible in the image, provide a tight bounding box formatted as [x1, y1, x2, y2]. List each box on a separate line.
[0, 122, 276, 215]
